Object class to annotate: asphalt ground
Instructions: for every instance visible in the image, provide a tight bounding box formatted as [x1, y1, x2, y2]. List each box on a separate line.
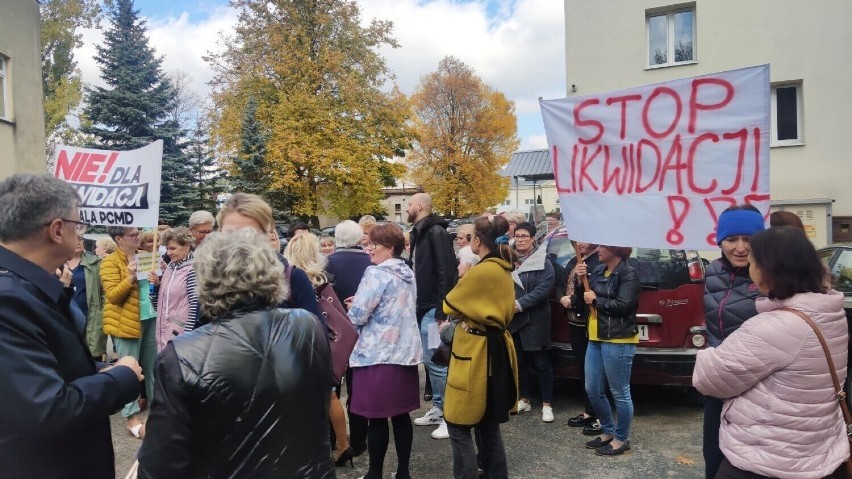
[112, 367, 704, 479]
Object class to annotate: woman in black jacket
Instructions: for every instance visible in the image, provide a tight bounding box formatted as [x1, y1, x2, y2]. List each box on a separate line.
[577, 245, 640, 457]
[137, 230, 335, 478]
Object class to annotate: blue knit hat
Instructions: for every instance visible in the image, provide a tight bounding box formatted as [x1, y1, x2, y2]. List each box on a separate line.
[715, 209, 765, 245]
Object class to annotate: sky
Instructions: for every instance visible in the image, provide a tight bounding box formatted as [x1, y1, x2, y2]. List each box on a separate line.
[75, 0, 567, 151]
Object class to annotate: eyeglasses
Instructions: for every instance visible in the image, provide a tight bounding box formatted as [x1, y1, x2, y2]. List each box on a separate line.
[514, 234, 532, 240]
[46, 218, 91, 235]
[124, 232, 140, 239]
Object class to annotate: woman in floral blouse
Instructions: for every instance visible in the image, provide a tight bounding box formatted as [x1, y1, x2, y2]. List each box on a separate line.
[347, 223, 423, 479]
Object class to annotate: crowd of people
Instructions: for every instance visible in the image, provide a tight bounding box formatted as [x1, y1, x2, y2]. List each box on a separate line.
[0, 173, 848, 479]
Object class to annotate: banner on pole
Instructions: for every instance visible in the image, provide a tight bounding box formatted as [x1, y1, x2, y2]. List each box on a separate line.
[540, 65, 770, 250]
[52, 141, 163, 227]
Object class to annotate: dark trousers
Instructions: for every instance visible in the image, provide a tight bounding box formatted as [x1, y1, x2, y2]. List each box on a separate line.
[448, 420, 508, 479]
[513, 333, 554, 404]
[344, 366, 368, 452]
[365, 414, 413, 479]
[703, 396, 724, 478]
[568, 323, 594, 415]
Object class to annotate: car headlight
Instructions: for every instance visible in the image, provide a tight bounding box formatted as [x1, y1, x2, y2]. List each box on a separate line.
[691, 334, 706, 348]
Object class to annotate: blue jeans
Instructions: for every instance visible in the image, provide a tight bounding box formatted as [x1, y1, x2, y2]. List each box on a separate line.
[420, 308, 448, 411]
[585, 341, 635, 442]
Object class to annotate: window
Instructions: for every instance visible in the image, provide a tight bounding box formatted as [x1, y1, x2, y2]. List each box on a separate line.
[394, 203, 401, 212]
[771, 83, 803, 146]
[502, 200, 511, 206]
[647, 7, 695, 67]
[524, 199, 535, 205]
[0, 56, 6, 120]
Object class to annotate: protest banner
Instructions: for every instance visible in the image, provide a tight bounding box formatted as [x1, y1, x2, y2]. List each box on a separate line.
[52, 141, 163, 227]
[540, 65, 770, 250]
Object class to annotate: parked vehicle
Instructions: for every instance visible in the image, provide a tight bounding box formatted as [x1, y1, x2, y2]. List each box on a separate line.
[817, 244, 852, 407]
[544, 227, 708, 386]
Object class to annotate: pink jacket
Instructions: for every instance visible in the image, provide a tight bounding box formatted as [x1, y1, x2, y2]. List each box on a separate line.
[693, 291, 849, 478]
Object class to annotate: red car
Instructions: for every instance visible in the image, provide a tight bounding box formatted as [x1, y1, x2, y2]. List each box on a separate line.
[544, 228, 707, 386]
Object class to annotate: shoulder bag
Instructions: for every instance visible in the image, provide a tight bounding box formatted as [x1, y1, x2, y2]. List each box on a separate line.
[316, 282, 358, 383]
[782, 307, 852, 478]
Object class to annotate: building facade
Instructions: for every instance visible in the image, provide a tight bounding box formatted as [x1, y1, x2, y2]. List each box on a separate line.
[0, 0, 46, 177]
[563, 0, 852, 245]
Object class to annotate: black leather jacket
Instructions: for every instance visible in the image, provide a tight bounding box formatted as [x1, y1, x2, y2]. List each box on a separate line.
[409, 215, 458, 321]
[588, 260, 641, 339]
[138, 307, 335, 479]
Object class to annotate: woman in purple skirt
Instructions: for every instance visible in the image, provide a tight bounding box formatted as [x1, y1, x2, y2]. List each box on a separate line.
[346, 223, 423, 479]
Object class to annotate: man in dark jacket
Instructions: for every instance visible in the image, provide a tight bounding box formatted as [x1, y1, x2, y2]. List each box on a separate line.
[407, 193, 458, 440]
[701, 205, 765, 479]
[0, 174, 142, 479]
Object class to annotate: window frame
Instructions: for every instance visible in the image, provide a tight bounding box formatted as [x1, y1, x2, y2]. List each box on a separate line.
[770, 82, 804, 147]
[646, 6, 697, 69]
[0, 55, 7, 120]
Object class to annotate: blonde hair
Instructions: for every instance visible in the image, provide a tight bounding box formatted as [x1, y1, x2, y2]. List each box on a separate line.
[458, 224, 475, 237]
[319, 235, 335, 248]
[95, 236, 116, 254]
[359, 215, 377, 233]
[284, 234, 328, 287]
[217, 193, 274, 234]
[193, 229, 287, 319]
[502, 210, 526, 225]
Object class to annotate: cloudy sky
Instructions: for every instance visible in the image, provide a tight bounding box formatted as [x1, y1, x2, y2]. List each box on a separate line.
[76, 0, 567, 150]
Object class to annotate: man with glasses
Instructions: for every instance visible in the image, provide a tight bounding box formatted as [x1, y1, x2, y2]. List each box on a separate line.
[0, 174, 142, 479]
[188, 210, 215, 247]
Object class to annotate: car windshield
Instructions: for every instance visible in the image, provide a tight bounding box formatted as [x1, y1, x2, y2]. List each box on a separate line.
[545, 234, 695, 290]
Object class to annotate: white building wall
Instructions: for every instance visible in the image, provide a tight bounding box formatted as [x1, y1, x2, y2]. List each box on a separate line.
[499, 180, 560, 215]
[564, 0, 852, 244]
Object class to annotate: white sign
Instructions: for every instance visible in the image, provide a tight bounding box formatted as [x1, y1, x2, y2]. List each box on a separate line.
[540, 65, 770, 250]
[52, 141, 163, 227]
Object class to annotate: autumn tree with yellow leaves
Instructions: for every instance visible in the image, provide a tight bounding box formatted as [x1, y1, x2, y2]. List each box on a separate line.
[407, 56, 518, 218]
[207, 0, 411, 224]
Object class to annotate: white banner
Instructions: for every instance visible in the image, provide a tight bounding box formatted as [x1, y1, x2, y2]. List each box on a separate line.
[52, 141, 163, 227]
[540, 65, 770, 250]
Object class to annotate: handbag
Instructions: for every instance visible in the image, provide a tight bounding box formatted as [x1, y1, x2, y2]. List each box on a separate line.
[431, 317, 459, 367]
[316, 283, 359, 383]
[782, 307, 852, 478]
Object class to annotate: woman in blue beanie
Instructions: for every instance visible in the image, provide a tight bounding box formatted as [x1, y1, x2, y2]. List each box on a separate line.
[701, 204, 765, 478]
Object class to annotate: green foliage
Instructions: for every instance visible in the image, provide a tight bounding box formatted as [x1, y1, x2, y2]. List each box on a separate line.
[208, 0, 413, 221]
[184, 121, 226, 213]
[82, 0, 194, 226]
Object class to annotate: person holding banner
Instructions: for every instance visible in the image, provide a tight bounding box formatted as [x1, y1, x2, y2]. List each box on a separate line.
[102, 225, 147, 438]
[578, 245, 640, 457]
[701, 205, 765, 478]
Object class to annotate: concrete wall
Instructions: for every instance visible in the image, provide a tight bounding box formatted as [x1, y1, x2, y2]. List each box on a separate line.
[564, 0, 852, 243]
[0, 0, 46, 177]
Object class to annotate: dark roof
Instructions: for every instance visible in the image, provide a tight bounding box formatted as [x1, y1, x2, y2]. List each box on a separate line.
[500, 149, 553, 180]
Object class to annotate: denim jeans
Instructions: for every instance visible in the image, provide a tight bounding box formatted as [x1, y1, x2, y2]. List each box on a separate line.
[419, 308, 448, 411]
[448, 420, 508, 479]
[113, 336, 141, 418]
[585, 340, 635, 442]
[513, 333, 554, 404]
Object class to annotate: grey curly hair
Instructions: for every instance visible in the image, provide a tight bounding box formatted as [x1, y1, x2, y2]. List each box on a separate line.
[159, 226, 195, 249]
[193, 229, 287, 319]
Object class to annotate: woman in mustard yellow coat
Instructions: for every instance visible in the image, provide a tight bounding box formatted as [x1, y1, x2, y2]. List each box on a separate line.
[443, 215, 519, 479]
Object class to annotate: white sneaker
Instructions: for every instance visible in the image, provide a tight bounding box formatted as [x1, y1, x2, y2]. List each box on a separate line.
[516, 399, 531, 413]
[542, 405, 554, 423]
[414, 406, 444, 426]
[431, 420, 449, 439]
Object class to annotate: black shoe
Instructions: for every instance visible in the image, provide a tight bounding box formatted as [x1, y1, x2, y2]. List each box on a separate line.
[566, 413, 596, 427]
[423, 393, 432, 401]
[584, 436, 613, 449]
[582, 420, 602, 436]
[334, 447, 355, 468]
[595, 441, 631, 456]
[351, 444, 367, 457]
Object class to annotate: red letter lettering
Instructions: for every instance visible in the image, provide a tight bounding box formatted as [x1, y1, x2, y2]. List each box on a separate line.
[578, 145, 601, 192]
[720, 129, 748, 195]
[55, 150, 83, 180]
[687, 133, 720, 194]
[635, 139, 661, 193]
[641, 87, 682, 139]
[688, 78, 734, 133]
[606, 94, 642, 140]
[574, 98, 604, 144]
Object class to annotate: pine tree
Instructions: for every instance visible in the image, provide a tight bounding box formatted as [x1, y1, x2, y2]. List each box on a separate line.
[229, 96, 269, 195]
[82, 0, 194, 226]
[185, 121, 225, 213]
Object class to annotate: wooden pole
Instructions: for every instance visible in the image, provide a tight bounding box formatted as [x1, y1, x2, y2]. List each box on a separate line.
[571, 240, 596, 316]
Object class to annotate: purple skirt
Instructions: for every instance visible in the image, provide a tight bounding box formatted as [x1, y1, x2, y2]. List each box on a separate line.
[349, 364, 420, 419]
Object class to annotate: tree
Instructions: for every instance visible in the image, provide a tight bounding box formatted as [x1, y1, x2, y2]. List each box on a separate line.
[185, 120, 226, 212]
[41, 0, 100, 153]
[82, 0, 195, 225]
[229, 96, 270, 196]
[207, 0, 412, 225]
[407, 56, 518, 217]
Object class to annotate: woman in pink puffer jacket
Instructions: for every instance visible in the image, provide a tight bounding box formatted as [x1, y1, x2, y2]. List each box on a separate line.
[693, 226, 850, 479]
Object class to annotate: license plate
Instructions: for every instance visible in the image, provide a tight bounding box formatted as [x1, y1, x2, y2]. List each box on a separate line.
[637, 324, 649, 341]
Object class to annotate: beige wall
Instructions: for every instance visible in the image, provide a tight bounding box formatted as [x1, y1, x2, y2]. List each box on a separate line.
[564, 0, 852, 239]
[499, 180, 560, 215]
[0, 0, 46, 177]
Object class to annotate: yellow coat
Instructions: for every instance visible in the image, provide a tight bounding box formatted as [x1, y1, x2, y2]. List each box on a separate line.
[443, 256, 519, 426]
[100, 248, 140, 338]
